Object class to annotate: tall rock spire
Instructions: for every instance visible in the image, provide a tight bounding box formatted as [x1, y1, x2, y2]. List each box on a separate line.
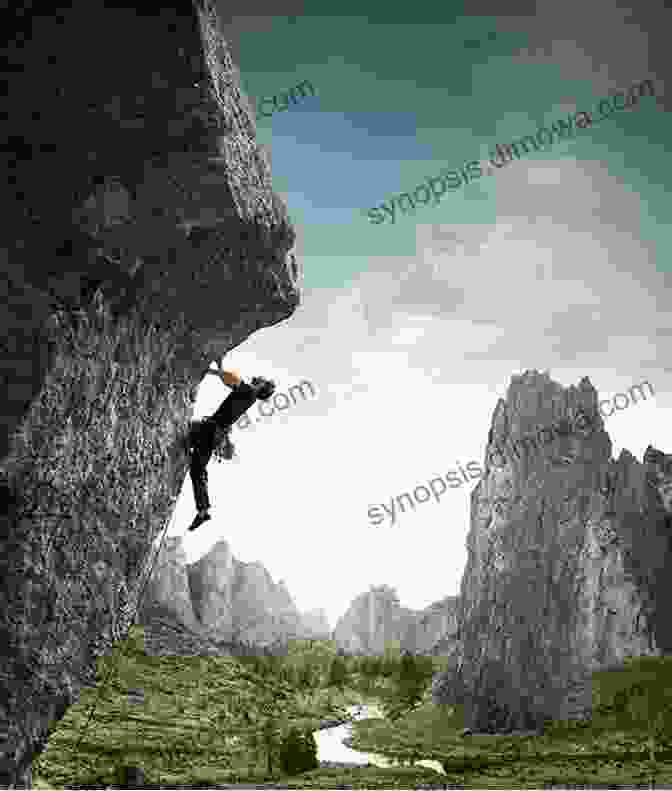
[458, 370, 670, 732]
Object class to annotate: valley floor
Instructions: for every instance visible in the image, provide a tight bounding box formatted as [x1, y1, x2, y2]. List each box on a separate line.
[31, 631, 672, 789]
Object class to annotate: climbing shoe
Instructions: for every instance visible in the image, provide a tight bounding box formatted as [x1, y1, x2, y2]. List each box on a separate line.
[248, 376, 276, 401]
[188, 511, 211, 532]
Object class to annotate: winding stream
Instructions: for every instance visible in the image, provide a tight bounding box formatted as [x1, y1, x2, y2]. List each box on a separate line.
[313, 703, 446, 775]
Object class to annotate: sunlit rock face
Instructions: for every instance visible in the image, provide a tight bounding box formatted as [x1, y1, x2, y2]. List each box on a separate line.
[457, 370, 670, 732]
[333, 586, 417, 655]
[400, 596, 460, 657]
[137, 539, 308, 649]
[187, 539, 239, 638]
[334, 589, 461, 657]
[137, 537, 200, 631]
[301, 609, 332, 640]
[230, 561, 306, 645]
[0, 1, 299, 785]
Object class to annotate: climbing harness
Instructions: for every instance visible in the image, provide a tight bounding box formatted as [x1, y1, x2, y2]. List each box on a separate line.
[211, 422, 236, 462]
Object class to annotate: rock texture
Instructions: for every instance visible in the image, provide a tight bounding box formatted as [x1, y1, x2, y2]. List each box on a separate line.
[300, 609, 332, 639]
[333, 585, 418, 655]
[140, 538, 311, 649]
[136, 601, 227, 658]
[186, 538, 239, 637]
[139, 537, 200, 631]
[231, 561, 306, 645]
[400, 596, 460, 657]
[455, 370, 671, 732]
[0, 1, 299, 786]
[333, 588, 461, 657]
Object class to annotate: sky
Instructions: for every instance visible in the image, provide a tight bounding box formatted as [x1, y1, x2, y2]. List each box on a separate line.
[164, 0, 671, 630]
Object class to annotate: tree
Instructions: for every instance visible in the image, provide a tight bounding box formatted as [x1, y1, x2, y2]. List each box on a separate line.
[220, 660, 306, 778]
[279, 728, 303, 775]
[327, 656, 348, 689]
[283, 664, 298, 688]
[389, 652, 433, 717]
[279, 727, 319, 775]
[602, 672, 672, 779]
[298, 661, 319, 691]
[301, 728, 319, 772]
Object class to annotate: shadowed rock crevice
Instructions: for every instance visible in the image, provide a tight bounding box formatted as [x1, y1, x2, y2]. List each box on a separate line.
[0, 1, 299, 786]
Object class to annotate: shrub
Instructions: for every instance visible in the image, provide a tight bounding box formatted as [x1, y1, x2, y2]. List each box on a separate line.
[327, 656, 348, 688]
[278, 726, 319, 775]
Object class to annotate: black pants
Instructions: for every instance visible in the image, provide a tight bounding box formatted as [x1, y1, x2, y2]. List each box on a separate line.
[188, 381, 258, 512]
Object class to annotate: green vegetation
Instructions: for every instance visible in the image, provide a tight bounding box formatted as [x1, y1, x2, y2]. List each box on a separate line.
[32, 627, 368, 789]
[31, 629, 672, 788]
[382, 651, 436, 721]
[278, 727, 319, 775]
[346, 655, 672, 788]
[326, 654, 348, 689]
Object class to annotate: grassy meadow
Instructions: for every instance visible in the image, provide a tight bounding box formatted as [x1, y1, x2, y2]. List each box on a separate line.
[31, 626, 672, 789]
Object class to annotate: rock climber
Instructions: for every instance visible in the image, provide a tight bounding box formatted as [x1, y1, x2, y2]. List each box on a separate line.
[186, 364, 275, 532]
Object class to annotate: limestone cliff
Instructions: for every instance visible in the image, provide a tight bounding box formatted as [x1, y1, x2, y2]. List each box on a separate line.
[455, 370, 671, 732]
[301, 609, 332, 639]
[141, 538, 310, 649]
[0, 1, 299, 786]
[231, 561, 306, 646]
[333, 585, 417, 655]
[333, 588, 461, 656]
[186, 538, 239, 636]
[138, 537, 200, 631]
[400, 596, 460, 657]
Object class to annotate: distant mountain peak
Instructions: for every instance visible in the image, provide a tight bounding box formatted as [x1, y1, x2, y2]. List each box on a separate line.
[140, 537, 325, 649]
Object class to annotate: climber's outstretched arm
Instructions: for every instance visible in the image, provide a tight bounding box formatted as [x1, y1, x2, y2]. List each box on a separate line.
[205, 366, 243, 388]
[219, 368, 243, 388]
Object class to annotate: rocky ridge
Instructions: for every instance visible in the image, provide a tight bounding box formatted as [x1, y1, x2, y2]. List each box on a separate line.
[332, 586, 457, 656]
[138, 537, 317, 650]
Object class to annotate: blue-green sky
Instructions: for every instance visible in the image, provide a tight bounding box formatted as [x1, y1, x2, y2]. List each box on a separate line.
[168, 0, 672, 629]
[222, 1, 670, 287]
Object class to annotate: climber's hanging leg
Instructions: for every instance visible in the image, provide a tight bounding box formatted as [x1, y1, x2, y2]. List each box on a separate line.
[187, 418, 216, 530]
[186, 368, 276, 532]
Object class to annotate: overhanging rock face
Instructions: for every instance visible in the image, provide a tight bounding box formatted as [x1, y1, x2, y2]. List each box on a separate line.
[457, 371, 671, 732]
[0, 1, 299, 786]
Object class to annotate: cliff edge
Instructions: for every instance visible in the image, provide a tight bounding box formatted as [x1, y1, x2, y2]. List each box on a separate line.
[0, 1, 299, 786]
